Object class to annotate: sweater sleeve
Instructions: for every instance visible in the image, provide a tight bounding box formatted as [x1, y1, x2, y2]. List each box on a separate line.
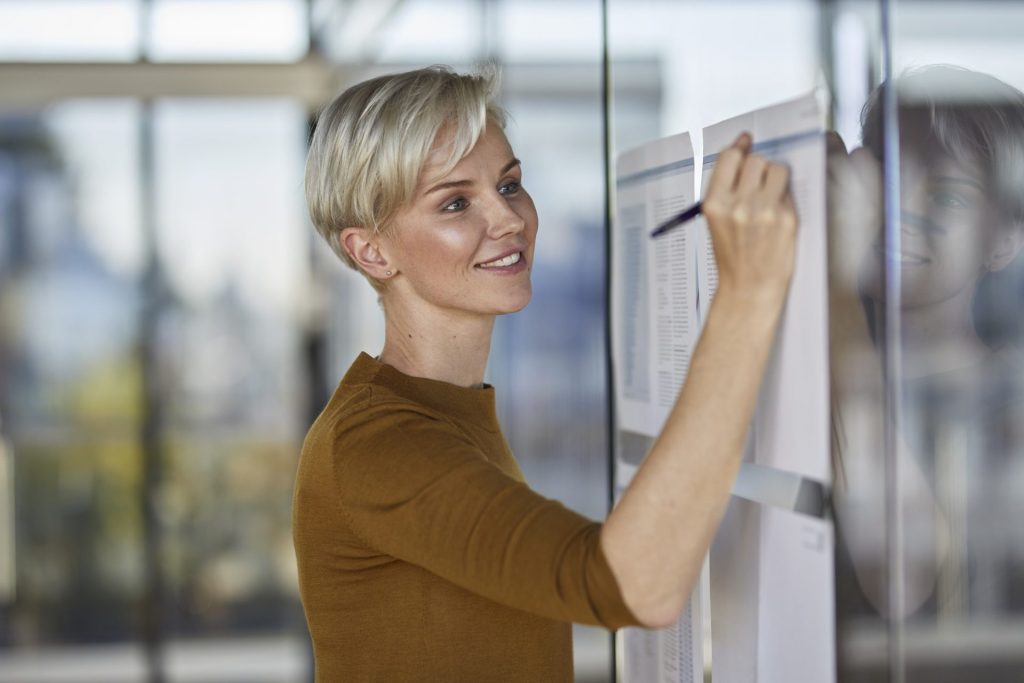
[330, 401, 640, 630]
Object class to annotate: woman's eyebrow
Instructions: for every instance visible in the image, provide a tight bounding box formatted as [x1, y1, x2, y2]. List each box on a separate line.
[424, 158, 521, 196]
[933, 175, 985, 192]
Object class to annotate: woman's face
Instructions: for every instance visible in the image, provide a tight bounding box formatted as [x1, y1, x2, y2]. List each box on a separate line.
[859, 142, 1001, 310]
[382, 122, 539, 320]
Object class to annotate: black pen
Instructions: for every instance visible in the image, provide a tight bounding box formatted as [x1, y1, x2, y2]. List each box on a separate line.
[650, 201, 703, 238]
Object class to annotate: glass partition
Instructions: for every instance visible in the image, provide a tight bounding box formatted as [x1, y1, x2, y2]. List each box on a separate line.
[0, 8, 313, 678]
[2, 1, 1023, 681]
[606, 1, 1024, 681]
[838, 2, 1024, 681]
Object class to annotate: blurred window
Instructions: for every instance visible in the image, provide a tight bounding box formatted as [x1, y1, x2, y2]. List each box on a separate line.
[148, 0, 308, 62]
[0, 0, 140, 62]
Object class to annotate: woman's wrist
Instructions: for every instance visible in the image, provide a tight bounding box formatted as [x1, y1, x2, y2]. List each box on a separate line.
[708, 281, 789, 331]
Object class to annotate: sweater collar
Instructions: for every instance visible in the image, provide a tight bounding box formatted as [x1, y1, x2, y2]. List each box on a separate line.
[346, 352, 500, 430]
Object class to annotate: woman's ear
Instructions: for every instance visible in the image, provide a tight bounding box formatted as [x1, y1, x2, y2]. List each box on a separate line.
[340, 227, 397, 280]
[987, 223, 1024, 272]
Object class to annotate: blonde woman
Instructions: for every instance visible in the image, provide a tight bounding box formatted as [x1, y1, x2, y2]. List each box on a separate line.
[293, 65, 797, 681]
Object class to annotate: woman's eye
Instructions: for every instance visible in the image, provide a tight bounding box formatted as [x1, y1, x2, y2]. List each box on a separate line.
[499, 181, 521, 195]
[929, 189, 969, 210]
[443, 197, 468, 212]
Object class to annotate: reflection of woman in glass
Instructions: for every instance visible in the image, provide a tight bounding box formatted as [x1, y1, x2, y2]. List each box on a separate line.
[292, 66, 798, 679]
[830, 65, 1024, 621]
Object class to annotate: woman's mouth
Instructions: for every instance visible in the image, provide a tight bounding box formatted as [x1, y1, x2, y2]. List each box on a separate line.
[873, 244, 930, 265]
[475, 251, 527, 273]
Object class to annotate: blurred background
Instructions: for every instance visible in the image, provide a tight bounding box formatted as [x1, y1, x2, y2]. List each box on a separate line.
[0, 1, 1022, 682]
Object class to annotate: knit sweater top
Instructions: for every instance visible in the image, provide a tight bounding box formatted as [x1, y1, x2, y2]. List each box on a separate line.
[292, 352, 638, 682]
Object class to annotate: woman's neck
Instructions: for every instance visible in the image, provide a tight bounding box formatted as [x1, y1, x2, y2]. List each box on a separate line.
[378, 299, 495, 388]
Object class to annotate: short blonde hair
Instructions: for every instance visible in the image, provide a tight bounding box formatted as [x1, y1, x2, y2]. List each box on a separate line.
[305, 65, 506, 284]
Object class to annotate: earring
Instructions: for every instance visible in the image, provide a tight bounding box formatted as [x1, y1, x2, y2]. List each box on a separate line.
[385, 270, 393, 276]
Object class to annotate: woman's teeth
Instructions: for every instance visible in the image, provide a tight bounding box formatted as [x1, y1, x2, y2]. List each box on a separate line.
[874, 245, 929, 265]
[478, 252, 521, 268]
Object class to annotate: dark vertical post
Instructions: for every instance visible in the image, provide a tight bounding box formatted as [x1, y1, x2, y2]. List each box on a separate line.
[301, 7, 319, 680]
[600, 0, 618, 680]
[137, 1, 166, 680]
[138, 98, 166, 683]
[300, 111, 324, 683]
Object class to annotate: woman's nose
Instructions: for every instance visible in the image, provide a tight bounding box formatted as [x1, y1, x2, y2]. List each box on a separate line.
[900, 209, 943, 236]
[486, 195, 526, 238]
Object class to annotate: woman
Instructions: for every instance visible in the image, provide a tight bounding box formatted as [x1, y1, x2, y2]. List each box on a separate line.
[293, 65, 797, 681]
[829, 65, 1024, 620]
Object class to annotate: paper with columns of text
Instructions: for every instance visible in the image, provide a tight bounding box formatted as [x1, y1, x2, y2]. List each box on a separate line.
[612, 92, 833, 683]
[700, 93, 830, 485]
[611, 131, 700, 439]
[615, 471, 707, 683]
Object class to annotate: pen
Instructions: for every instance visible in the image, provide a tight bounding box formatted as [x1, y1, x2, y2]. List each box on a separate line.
[650, 201, 703, 238]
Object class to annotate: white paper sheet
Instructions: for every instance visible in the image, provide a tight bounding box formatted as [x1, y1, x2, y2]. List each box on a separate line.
[622, 571, 706, 683]
[700, 93, 831, 484]
[612, 132, 699, 438]
[612, 92, 834, 683]
[710, 497, 836, 683]
[616, 481, 707, 683]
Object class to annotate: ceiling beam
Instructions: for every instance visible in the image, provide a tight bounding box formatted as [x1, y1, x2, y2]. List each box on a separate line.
[0, 59, 660, 108]
[0, 57, 340, 108]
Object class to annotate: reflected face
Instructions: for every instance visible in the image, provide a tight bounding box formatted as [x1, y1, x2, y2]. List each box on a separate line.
[383, 123, 538, 318]
[859, 144, 1001, 309]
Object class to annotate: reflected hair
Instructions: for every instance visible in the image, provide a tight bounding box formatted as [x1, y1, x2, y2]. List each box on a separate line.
[305, 64, 506, 288]
[861, 64, 1024, 223]
[860, 65, 1024, 348]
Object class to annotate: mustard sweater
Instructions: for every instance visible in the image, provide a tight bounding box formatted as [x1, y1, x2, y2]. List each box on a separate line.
[292, 353, 638, 682]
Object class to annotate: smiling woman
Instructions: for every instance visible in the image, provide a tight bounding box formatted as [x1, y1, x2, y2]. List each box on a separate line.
[292, 64, 800, 681]
[363, 124, 538, 330]
[829, 64, 1024, 622]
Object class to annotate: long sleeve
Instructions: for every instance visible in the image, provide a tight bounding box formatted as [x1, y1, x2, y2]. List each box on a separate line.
[331, 401, 637, 630]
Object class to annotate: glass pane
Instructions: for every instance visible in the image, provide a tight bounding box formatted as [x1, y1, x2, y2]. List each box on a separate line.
[152, 99, 309, 677]
[0, 0, 140, 62]
[492, 0, 602, 63]
[148, 0, 308, 62]
[0, 95, 312, 681]
[891, 2, 1024, 680]
[347, 0, 480, 64]
[829, 1, 1024, 680]
[607, 2, 827, 681]
[0, 100, 145, 666]
[608, 0, 820, 155]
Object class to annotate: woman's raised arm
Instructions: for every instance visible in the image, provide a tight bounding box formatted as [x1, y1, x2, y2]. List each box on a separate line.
[600, 133, 799, 628]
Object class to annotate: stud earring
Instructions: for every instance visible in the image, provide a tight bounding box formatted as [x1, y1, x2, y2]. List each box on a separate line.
[385, 270, 393, 276]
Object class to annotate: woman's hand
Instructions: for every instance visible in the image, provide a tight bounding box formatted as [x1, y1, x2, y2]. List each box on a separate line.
[826, 131, 883, 293]
[702, 132, 799, 305]
[601, 134, 804, 628]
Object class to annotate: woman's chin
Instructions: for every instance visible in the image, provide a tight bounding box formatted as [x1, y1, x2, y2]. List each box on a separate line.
[495, 288, 533, 315]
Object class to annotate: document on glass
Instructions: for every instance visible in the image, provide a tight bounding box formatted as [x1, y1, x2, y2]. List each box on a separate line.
[622, 566, 707, 683]
[700, 93, 830, 484]
[710, 496, 836, 683]
[612, 132, 700, 438]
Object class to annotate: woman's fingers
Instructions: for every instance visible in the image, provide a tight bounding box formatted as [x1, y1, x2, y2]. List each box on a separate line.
[701, 132, 798, 299]
[705, 132, 753, 198]
[733, 131, 753, 155]
[760, 162, 790, 202]
[736, 154, 769, 195]
[707, 132, 790, 202]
